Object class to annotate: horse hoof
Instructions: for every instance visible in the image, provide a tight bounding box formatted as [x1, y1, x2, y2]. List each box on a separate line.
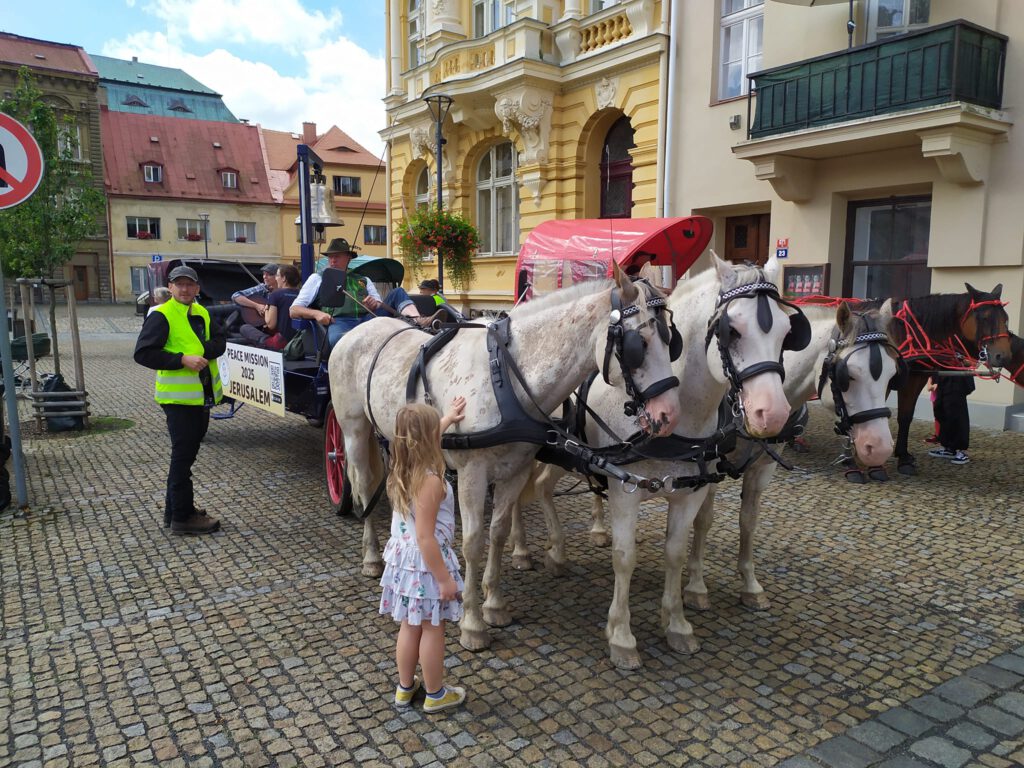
[511, 554, 533, 571]
[667, 631, 700, 655]
[544, 552, 566, 577]
[483, 606, 513, 628]
[460, 627, 491, 652]
[683, 590, 711, 611]
[609, 643, 642, 671]
[844, 469, 868, 484]
[897, 462, 917, 476]
[741, 591, 771, 611]
[361, 562, 383, 579]
[868, 466, 889, 482]
[590, 531, 612, 548]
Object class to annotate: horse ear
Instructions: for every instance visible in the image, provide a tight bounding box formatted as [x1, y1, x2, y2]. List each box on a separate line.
[836, 301, 852, 335]
[879, 298, 894, 328]
[711, 250, 733, 289]
[965, 282, 979, 298]
[763, 254, 781, 287]
[638, 261, 658, 283]
[991, 283, 1003, 299]
[613, 261, 639, 303]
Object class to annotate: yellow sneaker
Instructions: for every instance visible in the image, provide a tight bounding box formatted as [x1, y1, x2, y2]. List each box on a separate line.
[423, 685, 466, 714]
[395, 677, 420, 707]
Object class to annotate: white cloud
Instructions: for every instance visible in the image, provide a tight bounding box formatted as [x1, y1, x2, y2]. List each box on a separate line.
[101, 28, 387, 156]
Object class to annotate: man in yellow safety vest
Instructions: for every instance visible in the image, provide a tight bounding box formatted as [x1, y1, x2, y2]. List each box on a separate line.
[134, 265, 226, 535]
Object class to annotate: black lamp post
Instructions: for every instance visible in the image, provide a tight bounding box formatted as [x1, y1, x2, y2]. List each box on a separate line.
[198, 212, 210, 259]
[423, 93, 453, 290]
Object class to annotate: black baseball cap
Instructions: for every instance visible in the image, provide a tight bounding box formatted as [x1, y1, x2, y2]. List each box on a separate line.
[168, 266, 199, 283]
[261, 263, 279, 275]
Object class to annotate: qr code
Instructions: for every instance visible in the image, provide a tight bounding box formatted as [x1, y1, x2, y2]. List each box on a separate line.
[269, 362, 282, 394]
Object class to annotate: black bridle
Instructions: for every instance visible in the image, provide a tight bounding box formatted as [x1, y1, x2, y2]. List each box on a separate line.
[817, 329, 906, 437]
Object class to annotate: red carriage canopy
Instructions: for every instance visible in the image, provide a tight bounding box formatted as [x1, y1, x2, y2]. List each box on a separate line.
[514, 216, 713, 301]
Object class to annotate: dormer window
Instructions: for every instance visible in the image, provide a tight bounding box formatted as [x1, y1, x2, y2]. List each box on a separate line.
[143, 163, 163, 183]
[122, 94, 149, 107]
[168, 98, 193, 113]
[221, 170, 238, 189]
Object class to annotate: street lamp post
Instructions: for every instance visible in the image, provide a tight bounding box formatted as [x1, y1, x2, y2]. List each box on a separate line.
[198, 213, 210, 259]
[423, 93, 453, 290]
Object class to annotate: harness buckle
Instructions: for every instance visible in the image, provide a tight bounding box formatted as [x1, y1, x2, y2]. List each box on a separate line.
[564, 439, 582, 456]
[546, 429, 559, 446]
[622, 478, 640, 493]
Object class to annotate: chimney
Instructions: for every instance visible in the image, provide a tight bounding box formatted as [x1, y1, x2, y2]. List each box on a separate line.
[302, 121, 317, 146]
[132, 56, 138, 63]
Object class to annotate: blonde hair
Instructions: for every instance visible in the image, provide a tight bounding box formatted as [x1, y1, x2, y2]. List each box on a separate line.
[386, 403, 447, 518]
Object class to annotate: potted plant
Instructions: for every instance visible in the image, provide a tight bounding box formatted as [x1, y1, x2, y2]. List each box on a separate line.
[186, 232, 203, 241]
[397, 205, 480, 292]
[235, 236, 247, 243]
[136, 231, 153, 240]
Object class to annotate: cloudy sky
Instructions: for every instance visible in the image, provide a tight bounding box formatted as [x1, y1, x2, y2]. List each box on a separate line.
[4, 0, 387, 155]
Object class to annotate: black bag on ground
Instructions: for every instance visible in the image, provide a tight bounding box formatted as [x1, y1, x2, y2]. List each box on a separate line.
[41, 373, 85, 432]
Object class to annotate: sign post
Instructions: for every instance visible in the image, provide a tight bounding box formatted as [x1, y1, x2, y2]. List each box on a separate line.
[0, 111, 46, 509]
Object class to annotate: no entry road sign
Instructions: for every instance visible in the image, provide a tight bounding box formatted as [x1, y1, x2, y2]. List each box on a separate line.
[0, 112, 45, 210]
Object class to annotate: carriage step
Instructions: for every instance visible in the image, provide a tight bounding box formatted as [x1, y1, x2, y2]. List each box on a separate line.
[1007, 411, 1024, 433]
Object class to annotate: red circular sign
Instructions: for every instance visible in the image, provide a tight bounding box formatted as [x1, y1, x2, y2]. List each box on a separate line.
[0, 112, 45, 210]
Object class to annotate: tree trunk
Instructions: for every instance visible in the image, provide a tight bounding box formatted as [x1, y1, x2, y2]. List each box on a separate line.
[48, 284, 61, 377]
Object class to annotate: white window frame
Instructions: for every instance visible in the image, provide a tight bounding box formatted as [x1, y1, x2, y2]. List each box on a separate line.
[473, 0, 515, 37]
[127, 216, 160, 240]
[408, 0, 424, 67]
[176, 218, 207, 241]
[58, 123, 83, 162]
[415, 167, 432, 211]
[143, 164, 162, 183]
[333, 175, 361, 197]
[221, 171, 238, 189]
[225, 221, 256, 243]
[866, 0, 930, 42]
[718, 0, 764, 101]
[130, 266, 148, 294]
[364, 225, 388, 246]
[475, 142, 518, 257]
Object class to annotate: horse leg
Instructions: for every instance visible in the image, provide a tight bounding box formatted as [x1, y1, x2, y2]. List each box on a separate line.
[361, 515, 383, 579]
[589, 492, 611, 548]
[605, 487, 642, 670]
[482, 475, 532, 628]
[342, 416, 384, 577]
[457, 467, 492, 651]
[662, 491, 704, 655]
[738, 460, 776, 610]
[535, 466, 568, 575]
[683, 488, 715, 612]
[509, 463, 544, 571]
[895, 411, 916, 475]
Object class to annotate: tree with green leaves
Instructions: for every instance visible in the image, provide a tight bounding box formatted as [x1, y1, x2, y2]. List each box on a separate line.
[0, 67, 105, 279]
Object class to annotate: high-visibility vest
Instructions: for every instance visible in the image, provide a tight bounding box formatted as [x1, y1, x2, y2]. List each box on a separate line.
[153, 300, 223, 406]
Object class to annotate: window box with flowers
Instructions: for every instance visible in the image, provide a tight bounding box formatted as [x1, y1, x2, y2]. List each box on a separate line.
[186, 232, 203, 242]
[136, 231, 154, 240]
[235, 236, 248, 243]
[398, 206, 480, 291]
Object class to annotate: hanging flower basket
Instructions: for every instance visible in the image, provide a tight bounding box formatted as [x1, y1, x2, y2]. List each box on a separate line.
[397, 205, 480, 292]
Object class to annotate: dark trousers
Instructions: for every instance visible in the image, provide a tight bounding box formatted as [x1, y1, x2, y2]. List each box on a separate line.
[937, 394, 970, 452]
[161, 404, 210, 524]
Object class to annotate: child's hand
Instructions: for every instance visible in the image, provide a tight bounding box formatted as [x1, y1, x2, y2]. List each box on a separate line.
[439, 575, 459, 601]
[446, 396, 466, 424]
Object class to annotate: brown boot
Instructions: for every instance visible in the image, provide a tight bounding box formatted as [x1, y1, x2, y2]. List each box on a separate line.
[170, 513, 221, 535]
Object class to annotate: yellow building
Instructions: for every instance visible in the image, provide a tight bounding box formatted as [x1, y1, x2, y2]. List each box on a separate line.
[262, 123, 389, 263]
[101, 110, 281, 302]
[666, 0, 1023, 429]
[383, 0, 670, 310]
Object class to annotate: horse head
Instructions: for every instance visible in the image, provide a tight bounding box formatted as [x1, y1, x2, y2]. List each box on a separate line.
[827, 300, 898, 467]
[599, 263, 680, 437]
[704, 253, 794, 438]
[963, 282, 1011, 368]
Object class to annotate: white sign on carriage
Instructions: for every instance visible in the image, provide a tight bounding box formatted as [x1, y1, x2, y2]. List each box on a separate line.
[219, 343, 285, 416]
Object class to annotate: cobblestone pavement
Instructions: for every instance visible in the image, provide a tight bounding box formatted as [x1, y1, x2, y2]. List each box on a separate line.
[0, 309, 1022, 767]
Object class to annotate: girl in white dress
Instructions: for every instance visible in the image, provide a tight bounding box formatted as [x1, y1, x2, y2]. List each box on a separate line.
[380, 398, 467, 713]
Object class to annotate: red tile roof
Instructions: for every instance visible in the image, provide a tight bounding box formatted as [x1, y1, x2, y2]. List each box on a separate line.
[261, 124, 381, 172]
[0, 32, 96, 78]
[101, 109, 275, 204]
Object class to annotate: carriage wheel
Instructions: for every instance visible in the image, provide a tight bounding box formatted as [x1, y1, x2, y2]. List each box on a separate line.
[323, 403, 353, 516]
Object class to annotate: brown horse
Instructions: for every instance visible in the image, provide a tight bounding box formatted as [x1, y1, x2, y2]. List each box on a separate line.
[863, 283, 1011, 475]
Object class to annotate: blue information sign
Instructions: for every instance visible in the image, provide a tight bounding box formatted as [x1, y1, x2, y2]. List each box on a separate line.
[775, 248, 788, 259]
[151, 254, 163, 263]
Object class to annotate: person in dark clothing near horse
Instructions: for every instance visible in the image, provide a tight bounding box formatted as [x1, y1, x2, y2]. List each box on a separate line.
[928, 374, 975, 465]
[134, 265, 226, 535]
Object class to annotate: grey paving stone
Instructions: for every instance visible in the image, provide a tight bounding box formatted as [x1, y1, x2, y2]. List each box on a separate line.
[878, 708, 935, 738]
[907, 695, 965, 723]
[847, 720, 907, 751]
[909, 736, 971, 768]
[775, 759, 822, 768]
[965, 663, 1024, 689]
[967, 705, 1024, 737]
[932, 677, 994, 708]
[993, 691, 1024, 718]
[875, 758, 931, 768]
[945, 721, 996, 750]
[989, 653, 1024, 675]
[808, 735, 880, 768]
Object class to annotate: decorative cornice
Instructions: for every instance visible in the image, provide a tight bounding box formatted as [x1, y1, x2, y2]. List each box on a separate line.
[495, 85, 554, 165]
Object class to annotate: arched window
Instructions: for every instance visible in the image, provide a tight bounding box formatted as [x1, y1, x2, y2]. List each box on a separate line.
[600, 116, 635, 219]
[415, 167, 432, 210]
[408, 0, 424, 67]
[476, 142, 518, 255]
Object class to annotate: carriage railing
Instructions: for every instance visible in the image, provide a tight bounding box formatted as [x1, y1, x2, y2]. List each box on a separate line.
[746, 20, 1007, 140]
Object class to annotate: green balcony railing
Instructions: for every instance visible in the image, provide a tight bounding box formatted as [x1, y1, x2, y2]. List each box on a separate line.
[747, 20, 1007, 139]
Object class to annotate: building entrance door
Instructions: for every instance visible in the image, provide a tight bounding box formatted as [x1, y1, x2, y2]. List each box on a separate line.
[72, 266, 89, 302]
[724, 213, 770, 265]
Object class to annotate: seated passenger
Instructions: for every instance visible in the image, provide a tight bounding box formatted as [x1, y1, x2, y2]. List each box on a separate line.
[419, 278, 447, 306]
[234, 263, 279, 339]
[290, 238, 420, 350]
[239, 265, 300, 350]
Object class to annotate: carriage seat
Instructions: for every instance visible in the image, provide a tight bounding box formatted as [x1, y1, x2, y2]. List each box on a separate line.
[409, 294, 465, 324]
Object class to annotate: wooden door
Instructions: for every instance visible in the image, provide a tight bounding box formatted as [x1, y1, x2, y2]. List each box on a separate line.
[724, 214, 770, 265]
[72, 266, 89, 301]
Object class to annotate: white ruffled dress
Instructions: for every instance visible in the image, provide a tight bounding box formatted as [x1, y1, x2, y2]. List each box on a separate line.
[379, 477, 464, 626]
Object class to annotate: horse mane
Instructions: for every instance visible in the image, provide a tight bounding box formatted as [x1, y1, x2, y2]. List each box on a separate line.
[861, 292, 965, 342]
[510, 278, 611, 321]
[842, 306, 892, 344]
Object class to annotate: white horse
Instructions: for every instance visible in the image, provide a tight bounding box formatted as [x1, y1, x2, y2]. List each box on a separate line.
[683, 300, 897, 611]
[570, 255, 797, 669]
[328, 267, 681, 651]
